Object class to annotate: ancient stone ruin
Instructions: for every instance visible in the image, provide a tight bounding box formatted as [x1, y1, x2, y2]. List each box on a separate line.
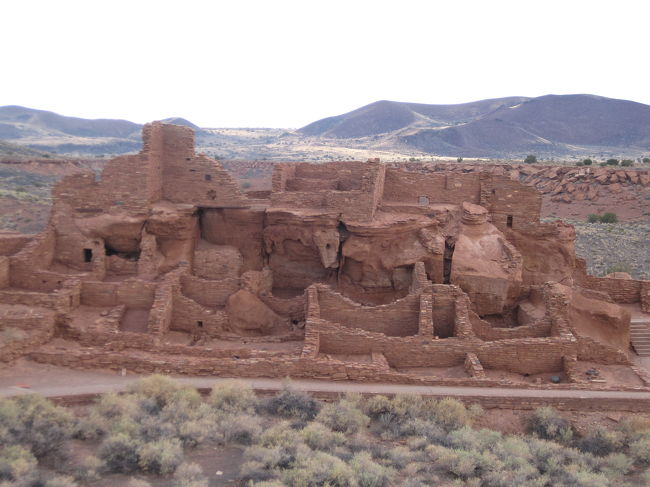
[1, 122, 649, 388]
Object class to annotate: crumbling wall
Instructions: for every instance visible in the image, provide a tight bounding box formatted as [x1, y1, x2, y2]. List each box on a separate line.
[317, 285, 420, 337]
[180, 274, 240, 308]
[80, 280, 156, 308]
[582, 275, 643, 303]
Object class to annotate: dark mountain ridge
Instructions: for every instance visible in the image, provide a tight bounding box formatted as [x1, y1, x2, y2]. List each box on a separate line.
[300, 94, 650, 157]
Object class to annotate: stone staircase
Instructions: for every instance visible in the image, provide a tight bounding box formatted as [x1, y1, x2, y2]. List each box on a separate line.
[630, 318, 650, 357]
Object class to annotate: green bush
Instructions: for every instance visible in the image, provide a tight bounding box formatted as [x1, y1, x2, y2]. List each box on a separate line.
[173, 462, 208, 487]
[282, 450, 355, 487]
[97, 433, 142, 473]
[300, 422, 346, 452]
[316, 399, 369, 434]
[128, 375, 201, 414]
[600, 212, 618, 223]
[137, 438, 184, 474]
[630, 437, 650, 465]
[621, 159, 634, 167]
[525, 407, 573, 443]
[587, 213, 601, 223]
[44, 475, 79, 487]
[0, 445, 38, 483]
[643, 157, 650, 164]
[582, 158, 593, 165]
[126, 480, 152, 487]
[0, 394, 75, 458]
[524, 155, 537, 164]
[606, 158, 619, 166]
[262, 386, 321, 420]
[350, 451, 395, 487]
[576, 161, 584, 166]
[216, 413, 262, 445]
[577, 429, 623, 456]
[208, 379, 258, 414]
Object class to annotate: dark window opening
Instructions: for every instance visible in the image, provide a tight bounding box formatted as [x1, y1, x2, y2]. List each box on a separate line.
[291, 319, 299, 325]
[104, 243, 141, 261]
[204, 174, 212, 181]
[207, 189, 217, 200]
[443, 237, 455, 284]
[83, 248, 93, 262]
[197, 321, 204, 328]
[507, 215, 513, 228]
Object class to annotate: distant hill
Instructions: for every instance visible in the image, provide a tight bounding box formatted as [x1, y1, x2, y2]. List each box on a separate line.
[0, 106, 201, 156]
[300, 95, 650, 157]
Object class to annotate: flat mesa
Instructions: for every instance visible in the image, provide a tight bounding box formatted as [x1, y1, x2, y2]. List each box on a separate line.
[0, 121, 648, 392]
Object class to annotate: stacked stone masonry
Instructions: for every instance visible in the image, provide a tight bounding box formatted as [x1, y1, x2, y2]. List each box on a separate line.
[1, 122, 648, 393]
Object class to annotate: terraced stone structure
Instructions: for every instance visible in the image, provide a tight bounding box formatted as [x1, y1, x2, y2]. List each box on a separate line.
[1, 122, 649, 390]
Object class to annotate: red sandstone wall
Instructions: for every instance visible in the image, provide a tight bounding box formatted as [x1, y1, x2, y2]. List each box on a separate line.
[317, 286, 420, 337]
[80, 280, 156, 308]
[583, 275, 642, 303]
[485, 177, 541, 232]
[180, 274, 240, 308]
[382, 170, 481, 206]
[0, 256, 8, 289]
[0, 234, 31, 256]
[200, 208, 265, 272]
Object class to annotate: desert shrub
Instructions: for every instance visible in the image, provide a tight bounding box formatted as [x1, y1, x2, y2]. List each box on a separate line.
[126, 480, 152, 487]
[587, 213, 601, 223]
[618, 416, 650, 442]
[597, 452, 633, 477]
[282, 450, 355, 487]
[216, 413, 262, 445]
[606, 158, 619, 166]
[0, 445, 38, 483]
[127, 375, 201, 413]
[300, 422, 346, 451]
[71, 455, 104, 482]
[208, 379, 257, 414]
[43, 475, 79, 487]
[398, 418, 446, 443]
[137, 438, 184, 474]
[577, 429, 623, 456]
[621, 159, 634, 167]
[629, 437, 650, 465]
[97, 433, 142, 473]
[600, 212, 618, 223]
[525, 407, 573, 443]
[262, 386, 320, 420]
[582, 158, 593, 165]
[576, 161, 584, 166]
[0, 394, 75, 458]
[643, 157, 650, 164]
[250, 481, 286, 487]
[387, 445, 417, 469]
[316, 399, 369, 434]
[172, 462, 208, 487]
[350, 451, 395, 487]
[257, 421, 297, 448]
[427, 398, 474, 432]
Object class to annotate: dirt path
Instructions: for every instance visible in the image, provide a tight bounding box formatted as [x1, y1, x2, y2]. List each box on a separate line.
[2, 360, 650, 404]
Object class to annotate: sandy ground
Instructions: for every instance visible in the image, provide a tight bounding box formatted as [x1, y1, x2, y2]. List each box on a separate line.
[2, 359, 650, 401]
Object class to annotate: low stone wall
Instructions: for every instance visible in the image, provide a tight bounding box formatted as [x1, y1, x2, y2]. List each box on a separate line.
[180, 274, 240, 308]
[0, 256, 9, 289]
[470, 313, 552, 341]
[317, 285, 420, 337]
[583, 275, 643, 303]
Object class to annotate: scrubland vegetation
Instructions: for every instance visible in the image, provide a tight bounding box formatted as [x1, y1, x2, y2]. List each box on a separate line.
[1, 376, 650, 486]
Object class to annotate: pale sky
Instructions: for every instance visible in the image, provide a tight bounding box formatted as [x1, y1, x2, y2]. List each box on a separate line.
[1, 0, 648, 128]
